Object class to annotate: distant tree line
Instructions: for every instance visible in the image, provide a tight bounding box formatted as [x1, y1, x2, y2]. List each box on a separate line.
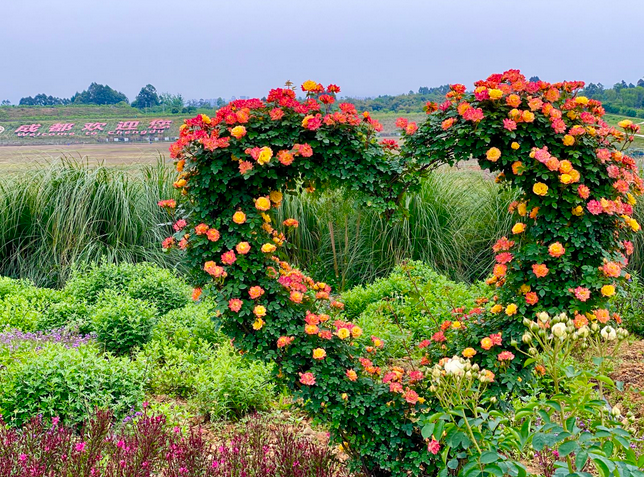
[583, 78, 644, 118]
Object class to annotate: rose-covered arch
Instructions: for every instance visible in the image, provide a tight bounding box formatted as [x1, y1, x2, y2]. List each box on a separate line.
[162, 71, 642, 476]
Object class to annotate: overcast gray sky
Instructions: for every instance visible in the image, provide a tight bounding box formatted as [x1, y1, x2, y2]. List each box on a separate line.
[1, 0, 642, 104]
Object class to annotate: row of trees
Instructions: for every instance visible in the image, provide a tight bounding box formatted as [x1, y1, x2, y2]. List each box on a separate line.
[15, 83, 182, 110]
[583, 79, 644, 118]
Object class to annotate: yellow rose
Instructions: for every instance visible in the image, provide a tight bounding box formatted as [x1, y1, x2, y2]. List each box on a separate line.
[522, 111, 535, 122]
[486, 147, 501, 162]
[517, 202, 527, 216]
[312, 348, 327, 360]
[511, 142, 520, 150]
[261, 243, 277, 253]
[572, 206, 584, 216]
[232, 211, 247, 224]
[269, 190, 283, 204]
[337, 328, 351, 339]
[252, 317, 265, 330]
[629, 218, 641, 232]
[451, 321, 462, 329]
[490, 304, 503, 314]
[533, 183, 549, 196]
[512, 223, 526, 234]
[302, 80, 318, 92]
[567, 111, 577, 120]
[257, 146, 273, 165]
[253, 305, 267, 317]
[201, 114, 211, 124]
[627, 193, 637, 206]
[618, 119, 633, 129]
[230, 125, 246, 139]
[488, 89, 503, 100]
[462, 347, 477, 358]
[575, 96, 589, 105]
[569, 169, 580, 182]
[519, 284, 531, 294]
[562, 135, 575, 146]
[505, 304, 518, 316]
[560, 174, 572, 184]
[601, 285, 615, 297]
[559, 160, 573, 173]
[255, 196, 271, 211]
[351, 326, 363, 338]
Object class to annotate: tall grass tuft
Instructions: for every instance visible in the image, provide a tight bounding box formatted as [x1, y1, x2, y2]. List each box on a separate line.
[0, 158, 179, 287]
[277, 171, 520, 290]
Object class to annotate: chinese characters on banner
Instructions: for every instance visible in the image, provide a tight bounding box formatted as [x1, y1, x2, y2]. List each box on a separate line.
[13, 119, 173, 137]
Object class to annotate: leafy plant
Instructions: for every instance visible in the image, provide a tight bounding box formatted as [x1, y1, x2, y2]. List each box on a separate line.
[0, 343, 145, 427]
[91, 292, 157, 355]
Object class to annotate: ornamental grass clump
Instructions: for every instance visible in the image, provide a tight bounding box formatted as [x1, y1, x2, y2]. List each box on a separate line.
[161, 71, 643, 476]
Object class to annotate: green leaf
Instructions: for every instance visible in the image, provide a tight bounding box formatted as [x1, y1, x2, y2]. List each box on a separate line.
[592, 457, 610, 477]
[558, 440, 578, 457]
[480, 451, 500, 464]
[575, 450, 588, 471]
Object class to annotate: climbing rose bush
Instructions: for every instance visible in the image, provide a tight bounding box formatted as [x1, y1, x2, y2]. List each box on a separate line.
[162, 71, 642, 476]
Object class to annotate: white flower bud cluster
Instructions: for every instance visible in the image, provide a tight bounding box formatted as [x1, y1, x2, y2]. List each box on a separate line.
[430, 356, 494, 387]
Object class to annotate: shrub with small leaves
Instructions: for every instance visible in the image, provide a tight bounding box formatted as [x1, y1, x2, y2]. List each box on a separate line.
[0, 342, 145, 427]
[91, 292, 157, 355]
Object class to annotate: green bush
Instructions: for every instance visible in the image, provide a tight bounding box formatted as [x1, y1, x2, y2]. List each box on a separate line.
[0, 295, 41, 331]
[151, 301, 224, 349]
[141, 339, 213, 398]
[65, 261, 190, 314]
[0, 285, 71, 332]
[91, 292, 157, 355]
[141, 339, 275, 420]
[343, 261, 490, 338]
[0, 276, 34, 300]
[36, 298, 92, 334]
[190, 342, 275, 421]
[0, 343, 145, 427]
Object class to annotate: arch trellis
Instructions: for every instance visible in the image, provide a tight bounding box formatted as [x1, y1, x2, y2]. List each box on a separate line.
[162, 71, 642, 476]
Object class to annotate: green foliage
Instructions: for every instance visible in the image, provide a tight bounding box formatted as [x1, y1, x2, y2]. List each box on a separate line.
[36, 298, 92, 333]
[0, 343, 145, 427]
[132, 84, 160, 109]
[190, 342, 275, 420]
[151, 301, 224, 348]
[141, 340, 275, 420]
[91, 292, 157, 355]
[0, 285, 68, 331]
[616, 274, 644, 336]
[65, 261, 190, 314]
[342, 261, 492, 359]
[0, 276, 33, 299]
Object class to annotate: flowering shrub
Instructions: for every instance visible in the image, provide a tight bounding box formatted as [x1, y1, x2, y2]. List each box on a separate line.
[163, 71, 642, 475]
[0, 410, 347, 477]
